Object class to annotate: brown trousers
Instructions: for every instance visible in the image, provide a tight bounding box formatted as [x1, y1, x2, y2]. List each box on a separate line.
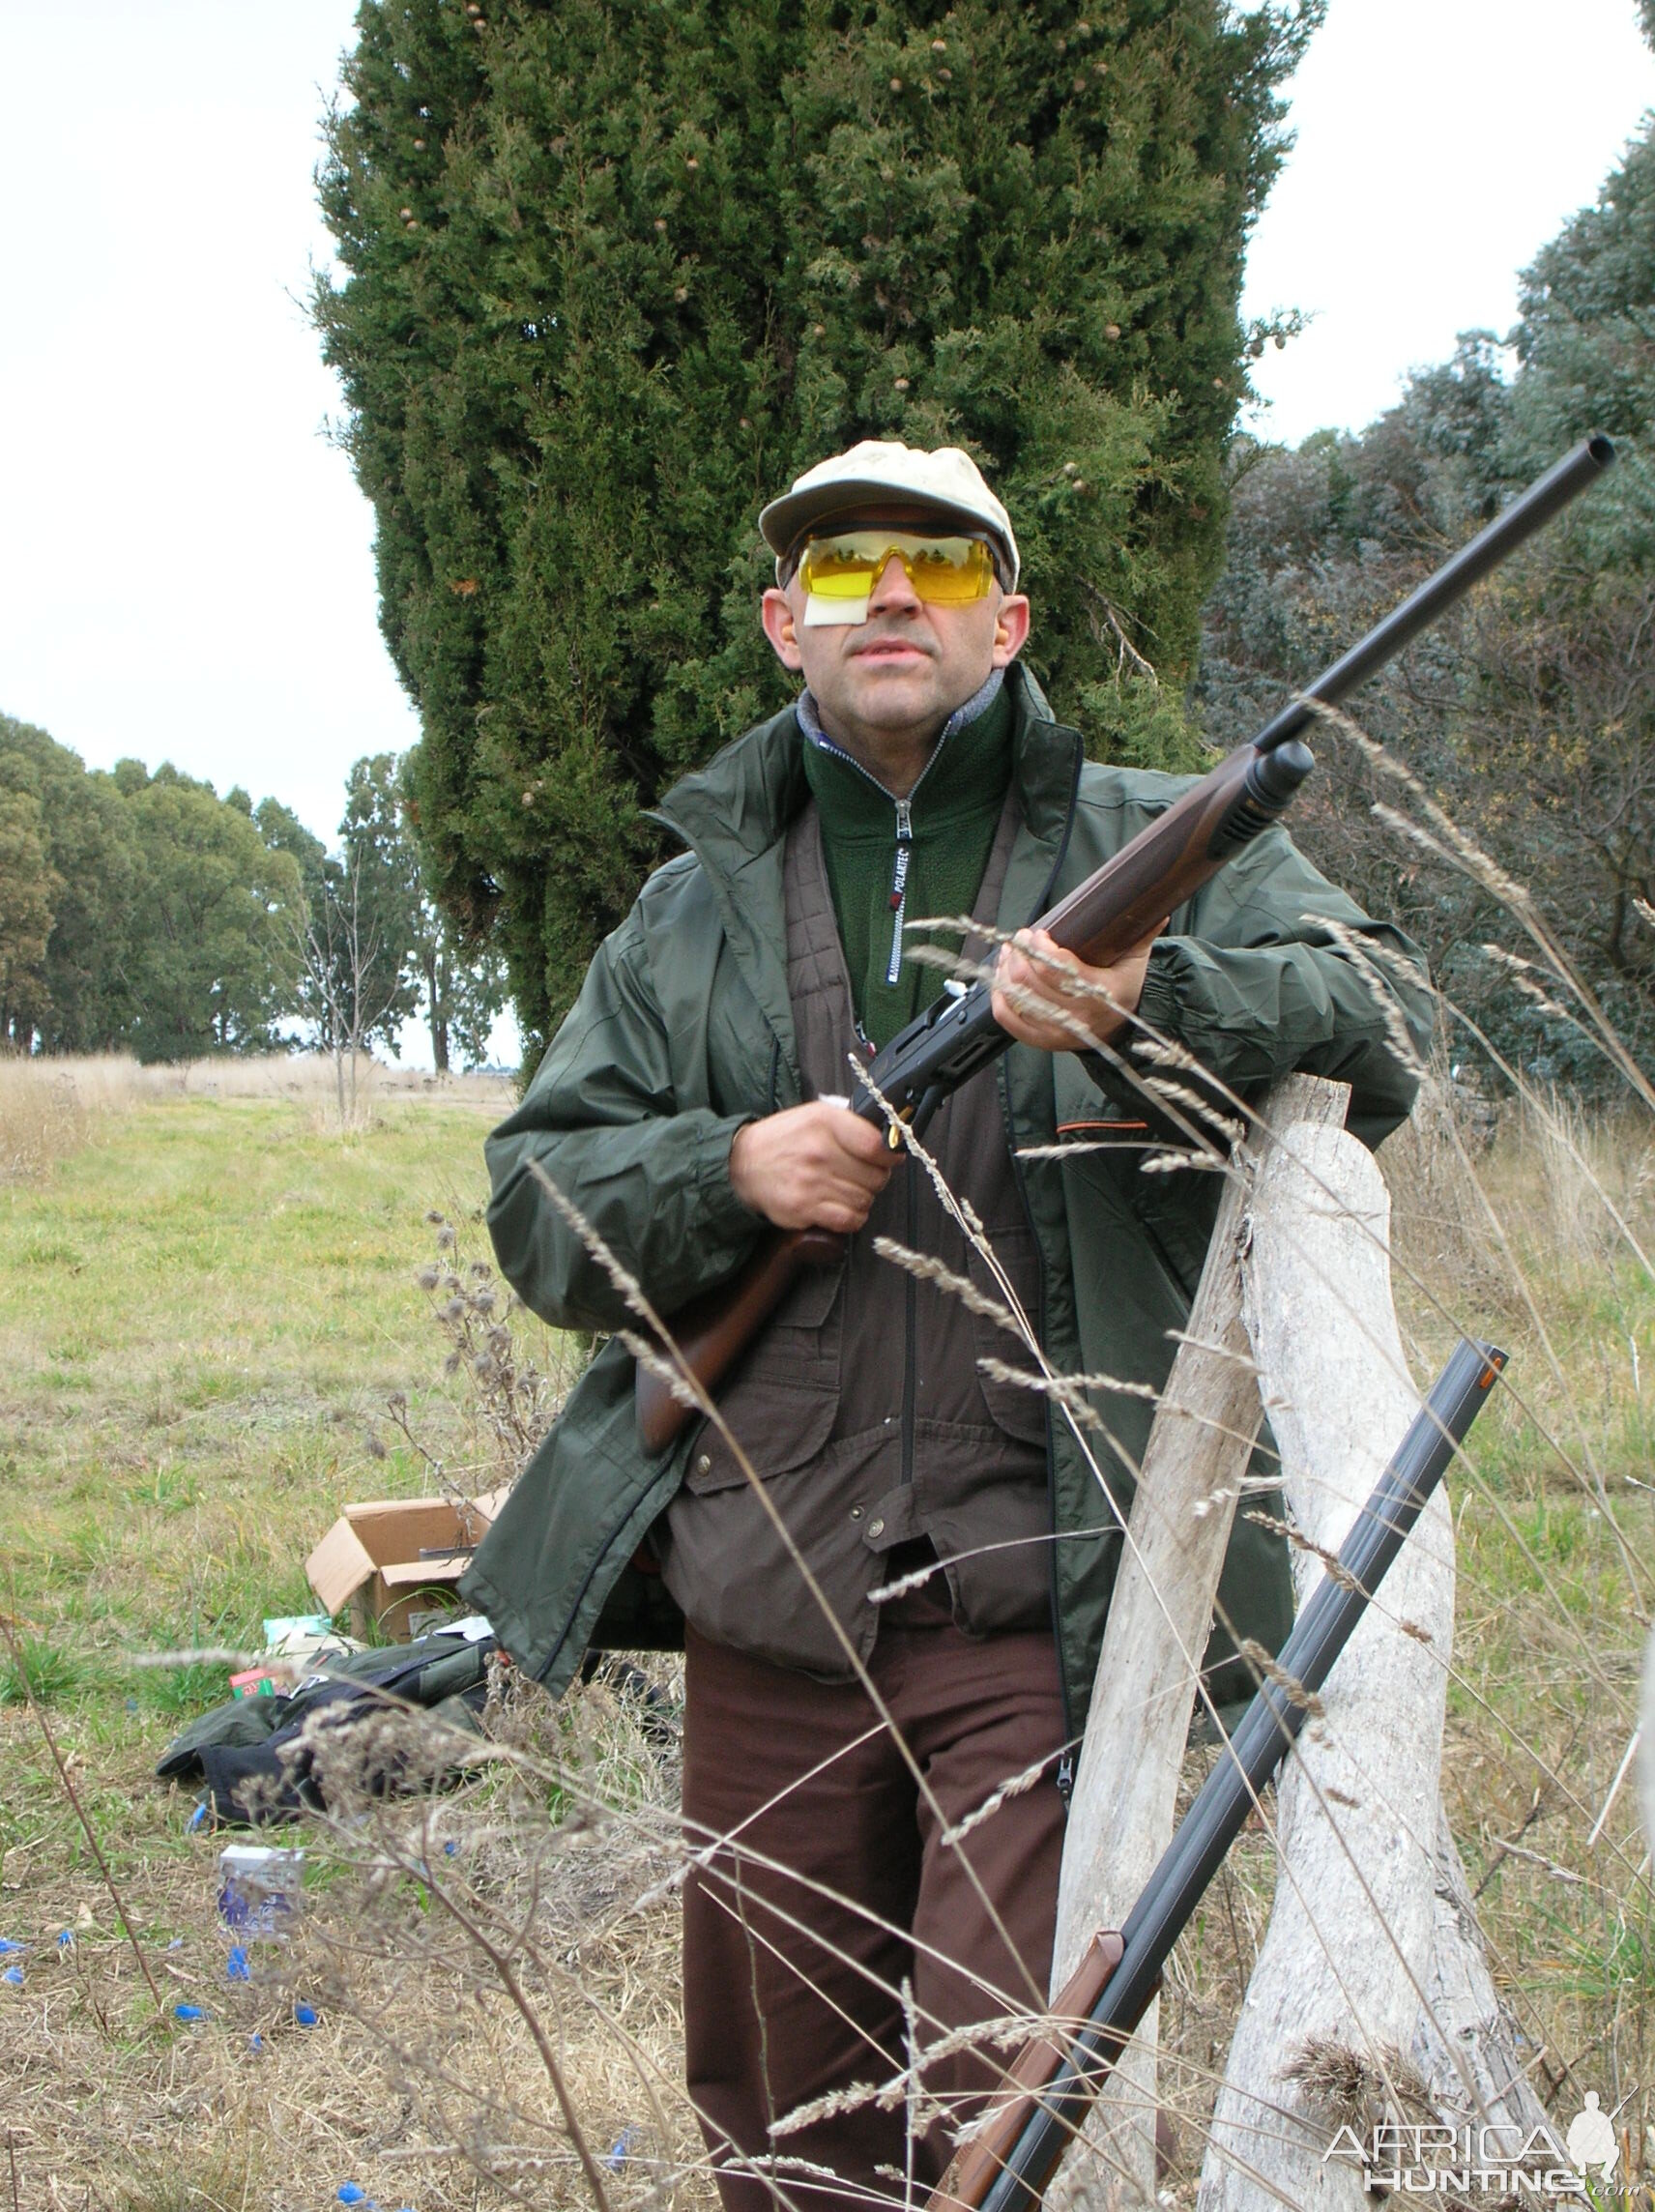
[681, 1597, 1069, 2212]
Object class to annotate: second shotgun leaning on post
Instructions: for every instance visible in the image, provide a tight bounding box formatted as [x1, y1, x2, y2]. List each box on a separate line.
[636, 432, 1614, 1455]
[934, 1338, 1507, 2212]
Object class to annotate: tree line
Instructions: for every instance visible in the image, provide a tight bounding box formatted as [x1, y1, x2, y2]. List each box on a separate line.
[1196, 75, 1654, 1089]
[0, 716, 504, 1069]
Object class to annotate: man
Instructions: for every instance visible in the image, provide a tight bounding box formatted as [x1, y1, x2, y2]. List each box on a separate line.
[468, 442, 1431, 2209]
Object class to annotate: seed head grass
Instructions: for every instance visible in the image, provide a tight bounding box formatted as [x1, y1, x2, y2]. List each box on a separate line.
[1, 1029, 1653, 2208]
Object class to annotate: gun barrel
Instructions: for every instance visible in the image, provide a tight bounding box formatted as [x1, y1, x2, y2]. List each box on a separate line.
[1252, 432, 1614, 756]
[964, 1338, 1507, 2212]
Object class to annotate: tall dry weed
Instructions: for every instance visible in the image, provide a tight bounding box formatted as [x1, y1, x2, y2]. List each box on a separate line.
[0, 1051, 516, 1180]
[0, 1054, 92, 1179]
[1379, 1062, 1504, 1299]
[375, 1207, 582, 1500]
[1524, 1087, 1655, 1273]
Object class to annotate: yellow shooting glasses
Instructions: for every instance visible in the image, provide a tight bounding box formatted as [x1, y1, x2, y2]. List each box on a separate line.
[798, 529, 998, 609]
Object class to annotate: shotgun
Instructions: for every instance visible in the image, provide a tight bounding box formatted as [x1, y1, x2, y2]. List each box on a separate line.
[636, 437, 1611, 1455]
[933, 1336, 1506, 2212]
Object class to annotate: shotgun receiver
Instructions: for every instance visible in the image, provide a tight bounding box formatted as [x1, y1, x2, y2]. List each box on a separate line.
[933, 1338, 1505, 2212]
[636, 436, 1611, 1455]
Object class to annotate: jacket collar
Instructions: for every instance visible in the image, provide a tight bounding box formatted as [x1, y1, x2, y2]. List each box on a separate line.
[648, 663, 1083, 1079]
[651, 659, 1078, 867]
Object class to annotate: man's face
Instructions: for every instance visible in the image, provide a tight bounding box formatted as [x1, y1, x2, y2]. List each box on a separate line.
[760, 519, 1030, 763]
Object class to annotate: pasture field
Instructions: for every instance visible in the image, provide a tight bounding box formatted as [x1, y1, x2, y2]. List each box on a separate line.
[0, 1060, 1652, 2209]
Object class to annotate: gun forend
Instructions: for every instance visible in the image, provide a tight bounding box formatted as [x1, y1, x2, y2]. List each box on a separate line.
[1037, 738, 1314, 968]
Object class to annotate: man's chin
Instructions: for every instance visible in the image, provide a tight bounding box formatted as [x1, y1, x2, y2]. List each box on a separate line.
[839, 673, 948, 729]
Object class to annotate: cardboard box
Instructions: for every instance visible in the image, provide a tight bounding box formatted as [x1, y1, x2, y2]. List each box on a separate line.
[305, 1488, 510, 1641]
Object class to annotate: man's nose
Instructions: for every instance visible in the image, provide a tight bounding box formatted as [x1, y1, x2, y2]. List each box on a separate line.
[867, 551, 921, 613]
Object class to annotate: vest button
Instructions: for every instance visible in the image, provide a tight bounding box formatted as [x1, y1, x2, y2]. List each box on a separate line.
[849, 1505, 863, 1520]
[696, 1453, 711, 1475]
[867, 1518, 885, 1539]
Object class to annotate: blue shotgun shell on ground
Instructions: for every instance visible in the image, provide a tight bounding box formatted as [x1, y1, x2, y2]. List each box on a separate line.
[295, 2001, 319, 2026]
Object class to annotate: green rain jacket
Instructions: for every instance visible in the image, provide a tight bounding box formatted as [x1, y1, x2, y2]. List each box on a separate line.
[464, 664, 1433, 1737]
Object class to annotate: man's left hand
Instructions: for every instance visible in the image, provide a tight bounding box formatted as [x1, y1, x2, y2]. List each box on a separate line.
[991, 923, 1164, 1055]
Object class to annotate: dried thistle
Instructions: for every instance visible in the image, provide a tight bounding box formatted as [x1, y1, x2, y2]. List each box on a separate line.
[1284, 2032, 1437, 2135]
[392, 1207, 568, 1501]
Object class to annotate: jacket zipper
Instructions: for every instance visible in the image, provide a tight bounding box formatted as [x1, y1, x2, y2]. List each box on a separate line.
[887, 799, 914, 985]
[808, 734, 944, 1005]
[901, 1161, 917, 1488]
[808, 737, 939, 1494]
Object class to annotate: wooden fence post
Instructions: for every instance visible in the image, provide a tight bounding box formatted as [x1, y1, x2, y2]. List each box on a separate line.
[1049, 1076, 1346, 2212]
[1196, 1105, 1453, 2210]
[1043, 1080, 1544, 2212]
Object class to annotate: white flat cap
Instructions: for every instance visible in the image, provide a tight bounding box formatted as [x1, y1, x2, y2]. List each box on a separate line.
[760, 439, 1020, 589]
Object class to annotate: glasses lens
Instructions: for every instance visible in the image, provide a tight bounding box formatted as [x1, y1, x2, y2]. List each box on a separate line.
[798, 533, 994, 604]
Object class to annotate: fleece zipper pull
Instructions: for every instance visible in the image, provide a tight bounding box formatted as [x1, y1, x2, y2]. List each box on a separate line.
[886, 799, 914, 986]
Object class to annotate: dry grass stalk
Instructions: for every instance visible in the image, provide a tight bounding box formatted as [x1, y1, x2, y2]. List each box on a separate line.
[8, 756, 1655, 2209]
[0, 1049, 515, 1184]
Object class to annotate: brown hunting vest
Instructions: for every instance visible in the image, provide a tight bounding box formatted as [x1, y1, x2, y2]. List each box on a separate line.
[659, 792, 1052, 1678]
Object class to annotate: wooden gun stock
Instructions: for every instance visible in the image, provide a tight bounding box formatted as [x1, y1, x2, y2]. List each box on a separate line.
[926, 1933, 1130, 2212]
[634, 1225, 846, 1456]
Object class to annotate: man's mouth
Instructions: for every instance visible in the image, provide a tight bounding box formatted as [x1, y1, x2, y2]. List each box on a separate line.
[851, 633, 933, 662]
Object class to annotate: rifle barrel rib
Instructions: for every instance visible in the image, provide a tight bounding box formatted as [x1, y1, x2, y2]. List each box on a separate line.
[1251, 433, 1616, 756]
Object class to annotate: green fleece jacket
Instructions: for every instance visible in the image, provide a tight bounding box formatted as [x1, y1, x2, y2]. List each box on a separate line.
[465, 664, 1433, 1734]
[800, 680, 1012, 1044]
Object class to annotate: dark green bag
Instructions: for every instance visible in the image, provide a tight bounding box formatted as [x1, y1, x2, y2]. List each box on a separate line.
[156, 1629, 497, 1824]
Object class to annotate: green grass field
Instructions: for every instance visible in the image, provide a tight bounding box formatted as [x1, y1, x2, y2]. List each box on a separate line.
[0, 1082, 611, 2210]
[3, 1071, 1653, 2208]
[4, 1091, 516, 1695]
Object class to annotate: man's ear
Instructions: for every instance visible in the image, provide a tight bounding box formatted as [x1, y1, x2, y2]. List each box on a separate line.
[761, 586, 804, 671]
[992, 593, 1031, 666]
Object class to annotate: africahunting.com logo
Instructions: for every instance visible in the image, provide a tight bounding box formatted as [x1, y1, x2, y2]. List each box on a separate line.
[1324, 2093, 1621, 2199]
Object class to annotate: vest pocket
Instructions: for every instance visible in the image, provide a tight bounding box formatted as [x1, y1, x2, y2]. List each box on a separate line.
[967, 1225, 1050, 1446]
[682, 1259, 844, 1492]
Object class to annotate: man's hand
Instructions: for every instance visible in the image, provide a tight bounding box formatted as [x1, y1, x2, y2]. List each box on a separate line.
[729, 1100, 898, 1233]
[991, 923, 1164, 1055]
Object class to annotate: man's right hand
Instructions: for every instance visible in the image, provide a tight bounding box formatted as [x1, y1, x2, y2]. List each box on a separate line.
[729, 1101, 897, 1234]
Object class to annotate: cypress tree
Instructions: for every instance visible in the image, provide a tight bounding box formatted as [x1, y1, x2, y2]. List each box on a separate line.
[318, 0, 1319, 1050]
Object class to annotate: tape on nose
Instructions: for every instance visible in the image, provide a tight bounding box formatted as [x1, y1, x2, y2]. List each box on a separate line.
[803, 591, 870, 627]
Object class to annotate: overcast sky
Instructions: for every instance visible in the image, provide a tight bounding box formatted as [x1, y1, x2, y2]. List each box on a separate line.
[1, 0, 1650, 892]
